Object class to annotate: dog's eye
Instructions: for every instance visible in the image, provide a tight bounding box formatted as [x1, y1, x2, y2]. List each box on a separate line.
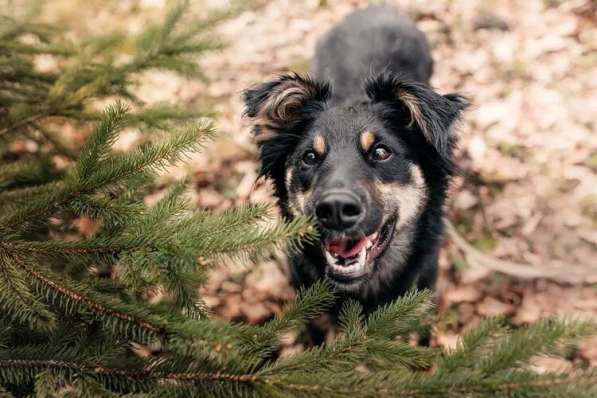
[302, 150, 318, 166]
[371, 145, 392, 162]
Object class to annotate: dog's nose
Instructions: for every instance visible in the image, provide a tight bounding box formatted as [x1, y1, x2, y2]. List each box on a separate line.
[315, 190, 363, 230]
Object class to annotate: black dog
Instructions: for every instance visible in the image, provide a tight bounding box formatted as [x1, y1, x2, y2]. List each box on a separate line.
[244, 7, 467, 312]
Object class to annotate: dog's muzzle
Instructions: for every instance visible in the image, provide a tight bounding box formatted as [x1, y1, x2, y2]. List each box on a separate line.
[313, 189, 397, 286]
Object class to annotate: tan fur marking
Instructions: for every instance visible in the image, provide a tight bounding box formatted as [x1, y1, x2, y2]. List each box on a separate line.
[269, 86, 308, 120]
[313, 134, 326, 155]
[360, 130, 375, 152]
[251, 81, 315, 142]
[254, 130, 277, 143]
[377, 164, 427, 229]
[288, 188, 312, 217]
[285, 168, 294, 191]
[286, 167, 313, 216]
[295, 190, 307, 213]
[397, 89, 426, 136]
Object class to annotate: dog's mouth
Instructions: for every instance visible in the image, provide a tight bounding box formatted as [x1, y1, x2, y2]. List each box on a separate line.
[322, 215, 397, 284]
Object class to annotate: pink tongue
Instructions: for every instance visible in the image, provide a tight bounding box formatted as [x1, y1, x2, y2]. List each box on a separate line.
[327, 237, 368, 259]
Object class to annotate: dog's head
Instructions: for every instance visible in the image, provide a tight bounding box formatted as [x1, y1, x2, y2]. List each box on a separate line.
[243, 72, 466, 289]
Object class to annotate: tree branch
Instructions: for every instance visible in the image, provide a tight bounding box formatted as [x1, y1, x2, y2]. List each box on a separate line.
[445, 219, 597, 284]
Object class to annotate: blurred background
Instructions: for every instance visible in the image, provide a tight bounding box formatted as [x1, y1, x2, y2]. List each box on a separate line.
[24, 0, 597, 368]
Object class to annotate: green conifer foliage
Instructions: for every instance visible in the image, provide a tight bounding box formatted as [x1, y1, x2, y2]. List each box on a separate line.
[0, 2, 595, 397]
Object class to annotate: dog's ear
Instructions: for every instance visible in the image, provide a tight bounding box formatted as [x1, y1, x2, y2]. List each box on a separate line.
[243, 74, 330, 180]
[243, 73, 330, 143]
[365, 71, 468, 159]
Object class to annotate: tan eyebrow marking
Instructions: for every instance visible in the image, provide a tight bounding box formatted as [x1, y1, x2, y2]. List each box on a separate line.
[360, 130, 375, 152]
[313, 134, 326, 155]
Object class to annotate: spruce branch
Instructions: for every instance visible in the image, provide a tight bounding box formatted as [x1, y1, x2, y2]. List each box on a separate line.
[0, 248, 56, 331]
[0, 357, 591, 397]
[241, 280, 336, 359]
[478, 318, 597, 375]
[438, 316, 507, 373]
[77, 101, 129, 179]
[3, 250, 167, 341]
[0, 118, 214, 232]
[0, 112, 49, 138]
[366, 289, 434, 340]
[196, 215, 317, 261]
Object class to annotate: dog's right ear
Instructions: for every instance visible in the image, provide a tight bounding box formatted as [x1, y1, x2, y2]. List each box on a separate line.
[243, 73, 330, 143]
[365, 71, 468, 165]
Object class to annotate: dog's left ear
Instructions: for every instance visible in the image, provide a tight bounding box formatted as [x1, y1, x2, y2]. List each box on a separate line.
[243, 73, 330, 142]
[365, 72, 468, 159]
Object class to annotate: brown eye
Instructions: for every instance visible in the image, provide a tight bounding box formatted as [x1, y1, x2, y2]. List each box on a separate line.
[302, 150, 318, 166]
[372, 145, 392, 162]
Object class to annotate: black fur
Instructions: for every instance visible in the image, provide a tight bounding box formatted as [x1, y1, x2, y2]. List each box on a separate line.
[243, 6, 467, 312]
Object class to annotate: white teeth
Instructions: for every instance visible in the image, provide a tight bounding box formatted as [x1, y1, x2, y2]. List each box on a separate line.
[365, 233, 378, 249]
[357, 246, 366, 264]
[323, 231, 382, 280]
[324, 250, 337, 267]
[324, 246, 368, 275]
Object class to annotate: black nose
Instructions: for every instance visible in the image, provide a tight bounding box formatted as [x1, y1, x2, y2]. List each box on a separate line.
[315, 190, 363, 230]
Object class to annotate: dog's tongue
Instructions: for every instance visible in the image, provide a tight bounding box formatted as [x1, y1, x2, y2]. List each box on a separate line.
[327, 237, 368, 259]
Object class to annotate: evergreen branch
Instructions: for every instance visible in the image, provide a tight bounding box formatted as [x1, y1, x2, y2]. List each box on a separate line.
[364, 340, 436, 371]
[479, 318, 597, 375]
[0, 111, 49, 138]
[338, 299, 365, 337]
[261, 332, 368, 377]
[366, 289, 434, 340]
[0, 119, 214, 232]
[0, 157, 54, 189]
[259, 370, 597, 397]
[85, 120, 215, 190]
[438, 317, 507, 373]
[68, 195, 144, 228]
[139, 179, 192, 228]
[6, 251, 166, 340]
[170, 203, 272, 245]
[0, 358, 259, 386]
[197, 216, 317, 260]
[241, 280, 336, 359]
[76, 101, 129, 179]
[0, 180, 59, 208]
[0, 248, 56, 331]
[3, 240, 134, 257]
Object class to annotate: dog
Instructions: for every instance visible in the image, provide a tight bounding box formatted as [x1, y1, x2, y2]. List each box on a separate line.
[243, 6, 467, 312]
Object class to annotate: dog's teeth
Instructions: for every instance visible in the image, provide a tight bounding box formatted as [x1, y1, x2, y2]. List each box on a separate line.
[365, 233, 378, 249]
[324, 250, 338, 266]
[357, 246, 366, 265]
[325, 245, 369, 276]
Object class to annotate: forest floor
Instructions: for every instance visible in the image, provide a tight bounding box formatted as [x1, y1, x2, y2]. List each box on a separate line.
[42, 0, 597, 369]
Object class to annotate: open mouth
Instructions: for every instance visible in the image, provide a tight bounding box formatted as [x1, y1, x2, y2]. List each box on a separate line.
[322, 215, 397, 284]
